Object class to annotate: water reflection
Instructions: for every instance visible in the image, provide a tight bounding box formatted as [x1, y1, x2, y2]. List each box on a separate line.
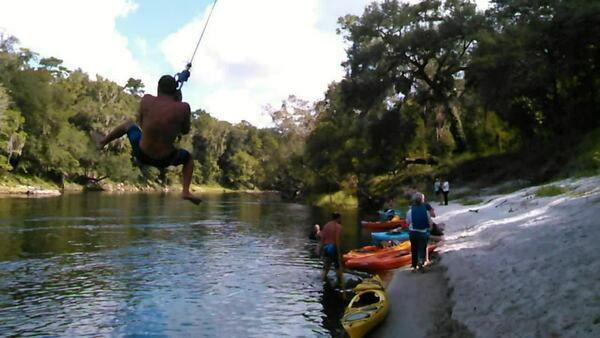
[0, 192, 366, 336]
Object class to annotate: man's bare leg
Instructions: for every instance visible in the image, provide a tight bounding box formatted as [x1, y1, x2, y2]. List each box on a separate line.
[181, 156, 202, 204]
[93, 119, 135, 149]
[336, 265, 346, 299]
[321, 261, 331, 281]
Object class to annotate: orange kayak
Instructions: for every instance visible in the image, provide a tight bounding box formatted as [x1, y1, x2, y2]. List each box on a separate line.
[345, 245, 436, 271]
[361, 220, 407, 231]
[343, 241, 411, 263]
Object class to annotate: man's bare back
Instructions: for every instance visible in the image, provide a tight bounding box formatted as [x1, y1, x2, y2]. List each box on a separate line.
[138, 94, 191, 159]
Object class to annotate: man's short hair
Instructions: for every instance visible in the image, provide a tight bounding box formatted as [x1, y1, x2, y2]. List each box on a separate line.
[158, 75, 177, 95]
[331, 212, 341, 220]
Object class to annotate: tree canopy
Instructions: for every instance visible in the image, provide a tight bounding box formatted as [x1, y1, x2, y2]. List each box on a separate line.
[1, 0, 598, 208]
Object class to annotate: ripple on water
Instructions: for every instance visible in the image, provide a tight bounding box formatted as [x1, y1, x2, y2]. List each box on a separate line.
[0, 194, 351, 337]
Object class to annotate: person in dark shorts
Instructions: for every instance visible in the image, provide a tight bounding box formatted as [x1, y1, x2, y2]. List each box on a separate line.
[93, 75, 201, 204]
[442, 179, 450, 205]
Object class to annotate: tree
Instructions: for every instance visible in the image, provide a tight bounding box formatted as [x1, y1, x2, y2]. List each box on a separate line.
[338, 0, 486, 152]
[191, 111, 231, 183]
[221, 150, 260, 188]
[0, 85, 27, 170]
[39, 57, 69, 78]
[468, 0, 600, 141]
[266, 95, 317, 138]
[124, 78, 145, 97]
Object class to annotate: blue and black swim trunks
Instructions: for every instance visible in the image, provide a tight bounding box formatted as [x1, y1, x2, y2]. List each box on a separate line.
[323, 243, 340, 268]
[126, 124, 191, 168]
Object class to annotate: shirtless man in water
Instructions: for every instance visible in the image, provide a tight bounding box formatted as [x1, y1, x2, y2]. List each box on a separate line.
[94, 75, 202, 204]
[315, 213, 344, 285]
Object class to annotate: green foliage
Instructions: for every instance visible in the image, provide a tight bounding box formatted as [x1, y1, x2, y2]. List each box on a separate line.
[469, 0, 600, 140]
[564, 128, 600, 177]
[0, 85, 27, 171]
[536, 185, 567, 197]
[191, 111, 231, 183]
[0, 0, 597, 206]
[337, 0, 486, 152]
[221, 150, 260, 189]
[308, 190, 358, 208]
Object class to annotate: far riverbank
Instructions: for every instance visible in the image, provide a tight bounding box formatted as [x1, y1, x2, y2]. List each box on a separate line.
[0, 174, 266, 198]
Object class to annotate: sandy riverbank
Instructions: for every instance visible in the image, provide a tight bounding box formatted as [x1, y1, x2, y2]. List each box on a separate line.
[0, 185, 62, 197]
[0, 180, 263, 197]
[371, 260, 472, 338]
[376, 175, 600, 337]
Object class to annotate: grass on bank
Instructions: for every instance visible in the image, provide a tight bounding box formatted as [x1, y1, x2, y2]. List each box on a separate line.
[308, 190, 358, 208]
[535, 185, 567, 197]
[0, 172, 253, 194]
[563, 128, 600, 178]
[0, 173, 59, 190]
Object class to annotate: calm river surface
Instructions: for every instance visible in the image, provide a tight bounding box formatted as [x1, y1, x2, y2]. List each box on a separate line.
[0, 192, 367, 337]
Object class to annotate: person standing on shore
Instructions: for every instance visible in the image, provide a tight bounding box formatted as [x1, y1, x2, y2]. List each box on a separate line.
[442, 179, 450, 206]
[407, 192, 432, 272]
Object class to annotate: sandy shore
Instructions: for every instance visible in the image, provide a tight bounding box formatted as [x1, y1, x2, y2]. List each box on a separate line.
[376, 175, 600, 337]
[371, 260, 472, 338]
[0, 185, 61, 197]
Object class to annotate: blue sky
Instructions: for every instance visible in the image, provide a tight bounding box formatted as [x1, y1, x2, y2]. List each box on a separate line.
[1, 0, 489, 127]
[116, 0, 209, 74]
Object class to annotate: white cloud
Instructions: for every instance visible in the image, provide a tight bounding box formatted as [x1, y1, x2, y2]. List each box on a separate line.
[0, 0, 490, 128]
[161, 0, 489, 127]
[160, 0, 361, 127]
[0, 0, 153, 86]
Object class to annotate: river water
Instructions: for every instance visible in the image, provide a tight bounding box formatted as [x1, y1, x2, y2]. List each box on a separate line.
[0, 192, 366, 337]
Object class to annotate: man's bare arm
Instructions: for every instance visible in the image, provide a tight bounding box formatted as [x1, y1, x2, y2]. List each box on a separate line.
[137, 94, 151, 126]
[181, 103, 191, 135]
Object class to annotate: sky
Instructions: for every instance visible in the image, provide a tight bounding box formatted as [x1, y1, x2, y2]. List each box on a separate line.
[0, 0, 489, 127]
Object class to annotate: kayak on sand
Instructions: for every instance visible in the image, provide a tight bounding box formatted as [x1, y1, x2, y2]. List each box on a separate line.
[343, 241, 411, 263]
[371, 230, 409, 244]
[361, 219, 407, 231]
[345, 244, 436, 271]
[342, 275, 389, 338]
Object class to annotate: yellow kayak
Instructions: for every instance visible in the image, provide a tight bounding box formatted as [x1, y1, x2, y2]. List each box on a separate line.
[342, 276, 390, 338]
[353, 275, 385, 292]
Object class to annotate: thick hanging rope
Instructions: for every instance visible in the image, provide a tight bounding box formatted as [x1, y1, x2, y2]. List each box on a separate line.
[189, 0, 219, 65]
[175, 0, 219, 90]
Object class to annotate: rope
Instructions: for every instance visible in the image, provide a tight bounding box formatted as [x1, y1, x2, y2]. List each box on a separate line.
[175, 0, 219, 90]
[189, 0, 219, 64]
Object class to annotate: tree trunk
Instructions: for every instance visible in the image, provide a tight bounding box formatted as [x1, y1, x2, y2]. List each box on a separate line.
[445, 101, 467, 152]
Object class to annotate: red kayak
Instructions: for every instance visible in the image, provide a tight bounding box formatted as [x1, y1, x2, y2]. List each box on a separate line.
[361, 219, 408, 231]
[345, 245, 436, 271]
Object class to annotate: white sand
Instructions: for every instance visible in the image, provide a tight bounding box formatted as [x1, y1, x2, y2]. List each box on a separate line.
[435, 176, 600, 337]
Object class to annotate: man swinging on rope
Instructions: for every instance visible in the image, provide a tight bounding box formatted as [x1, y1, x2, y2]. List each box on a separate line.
[93, 75, 202, 205]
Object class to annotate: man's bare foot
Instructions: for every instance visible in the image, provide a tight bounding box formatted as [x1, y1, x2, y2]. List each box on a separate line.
[182, 192, 202, 205]
[90, 131, 106, 150]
